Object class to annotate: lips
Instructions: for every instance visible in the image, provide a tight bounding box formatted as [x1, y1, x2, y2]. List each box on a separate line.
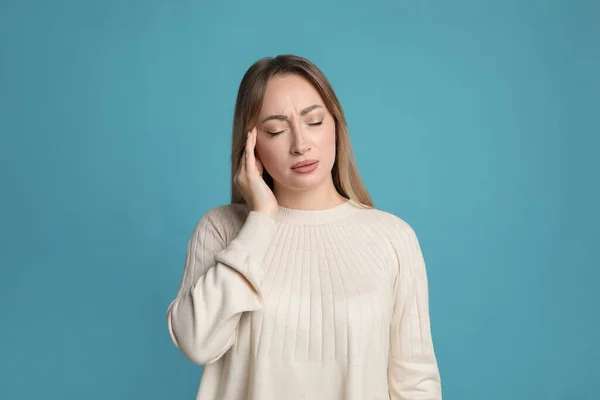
[291, 160, 318, 169]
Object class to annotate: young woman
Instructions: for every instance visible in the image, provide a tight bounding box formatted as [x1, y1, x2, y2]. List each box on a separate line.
[166, 54, 442, 400]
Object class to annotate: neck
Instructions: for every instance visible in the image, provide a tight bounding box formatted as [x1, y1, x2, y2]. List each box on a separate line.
[273, 176, 347, 211]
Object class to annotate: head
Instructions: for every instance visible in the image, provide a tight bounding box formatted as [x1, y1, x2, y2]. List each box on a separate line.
[230, 54, 373, 208]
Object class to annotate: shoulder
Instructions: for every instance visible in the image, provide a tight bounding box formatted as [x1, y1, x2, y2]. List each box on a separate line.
[201, 202, 250, 228]
[351, 205, 424, 257]
[353, 204, 418, 238]
[192, 202, 251, 245]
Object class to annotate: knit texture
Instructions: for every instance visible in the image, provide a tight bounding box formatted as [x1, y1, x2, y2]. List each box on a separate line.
[166, 199, 442, 400]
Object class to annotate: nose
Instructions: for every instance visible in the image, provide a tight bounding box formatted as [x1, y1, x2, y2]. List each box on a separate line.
[290, 125, 311, 155]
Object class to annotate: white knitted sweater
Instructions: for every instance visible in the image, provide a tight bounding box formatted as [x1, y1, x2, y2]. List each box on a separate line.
[167, 199, 442, 399]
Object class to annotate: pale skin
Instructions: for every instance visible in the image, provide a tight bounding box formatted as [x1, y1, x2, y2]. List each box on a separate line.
[235, 73, 348, 217]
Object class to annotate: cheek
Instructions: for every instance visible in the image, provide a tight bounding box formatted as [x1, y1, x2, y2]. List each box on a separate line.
[320, 125, 337, 157]
[256, 139, 281, 167]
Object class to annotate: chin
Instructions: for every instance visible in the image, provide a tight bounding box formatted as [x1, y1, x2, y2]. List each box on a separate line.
[283, 170, 330, 190]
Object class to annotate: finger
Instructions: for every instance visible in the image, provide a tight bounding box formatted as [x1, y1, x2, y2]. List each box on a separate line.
[245, 129, 252, 155]
[244, 129, 253, 158]
[238, 133, 250, 174]
[251, 126, 257, 149]
[239, 150, 246, 173]
[245, 128, 257, 173]
[250, 127, 265, 175]
[252, 127, 265, 175]
[255, 155, 264, 175]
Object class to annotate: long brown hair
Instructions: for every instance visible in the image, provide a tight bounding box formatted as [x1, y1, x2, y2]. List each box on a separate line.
[230, 54, 373, 208]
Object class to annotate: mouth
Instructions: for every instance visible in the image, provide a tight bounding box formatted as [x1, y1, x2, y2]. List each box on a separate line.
[291, 160, 319, 169]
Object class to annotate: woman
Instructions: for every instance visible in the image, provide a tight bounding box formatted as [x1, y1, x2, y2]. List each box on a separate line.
[166, 54, 442, 400]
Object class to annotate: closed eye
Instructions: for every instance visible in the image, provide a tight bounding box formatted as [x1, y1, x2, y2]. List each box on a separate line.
[266, 119, 323, 135]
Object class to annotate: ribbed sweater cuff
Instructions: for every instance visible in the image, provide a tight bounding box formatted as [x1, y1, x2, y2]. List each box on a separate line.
[234, 211, 277, 262]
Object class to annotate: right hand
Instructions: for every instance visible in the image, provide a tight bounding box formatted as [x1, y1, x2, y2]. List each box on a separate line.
[235, 127, 279, 218]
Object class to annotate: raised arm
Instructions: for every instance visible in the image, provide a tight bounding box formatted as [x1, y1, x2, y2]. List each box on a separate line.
[166, 209, 277, 365]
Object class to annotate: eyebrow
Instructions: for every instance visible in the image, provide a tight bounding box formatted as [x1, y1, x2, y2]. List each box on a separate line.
[260, 104, 323, 123]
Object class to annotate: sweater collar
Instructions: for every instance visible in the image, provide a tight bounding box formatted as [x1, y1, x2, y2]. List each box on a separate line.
[275, 199, 361, 225]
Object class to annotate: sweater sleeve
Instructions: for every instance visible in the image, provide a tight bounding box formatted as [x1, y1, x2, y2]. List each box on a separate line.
[166, 209, 278, 365]
[388, 219, 442, 399]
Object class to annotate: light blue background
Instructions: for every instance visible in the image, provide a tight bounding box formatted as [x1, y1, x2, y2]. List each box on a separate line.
[1, 0, 598, 399]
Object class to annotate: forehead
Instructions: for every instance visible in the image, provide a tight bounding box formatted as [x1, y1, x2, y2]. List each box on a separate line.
[260, 74, 324, 112]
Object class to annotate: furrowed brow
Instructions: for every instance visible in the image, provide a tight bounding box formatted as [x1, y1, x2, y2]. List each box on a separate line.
[261, 104, 323, 123]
